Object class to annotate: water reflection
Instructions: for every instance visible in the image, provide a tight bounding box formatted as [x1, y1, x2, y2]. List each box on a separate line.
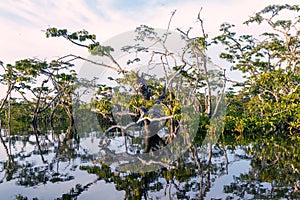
[223, 136, 300, 199]
[0, 129, 299, 199]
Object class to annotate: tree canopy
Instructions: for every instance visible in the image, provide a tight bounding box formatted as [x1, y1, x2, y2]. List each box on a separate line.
[0, 3, 300, 199]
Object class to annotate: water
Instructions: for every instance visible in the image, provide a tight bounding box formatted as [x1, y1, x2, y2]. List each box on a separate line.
[0, 131, 299, 199]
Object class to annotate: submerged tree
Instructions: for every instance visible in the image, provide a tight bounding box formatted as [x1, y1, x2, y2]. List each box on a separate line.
[1, 3, 300, 200]
[44, 10, 226, 172]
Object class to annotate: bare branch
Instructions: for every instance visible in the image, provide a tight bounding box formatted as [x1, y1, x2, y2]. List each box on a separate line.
[63, 34, 89, 48]
[103, 115, 175, 136]
[137, 157, 176, 169]
[197, 8, 208, 39]
[163, 10, 177, 44]
[58, 54, 127, 73]
[288, 84, 300, 96]
[0, 85, 14, 111]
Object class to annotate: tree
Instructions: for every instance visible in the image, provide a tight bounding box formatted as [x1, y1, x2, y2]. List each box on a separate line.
[1, 5, 300, 200]
[216, 4, 300, 134]
[44, 13, 227, 171]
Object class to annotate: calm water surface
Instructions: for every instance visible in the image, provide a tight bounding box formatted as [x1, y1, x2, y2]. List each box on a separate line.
[0, 131, 299, 199]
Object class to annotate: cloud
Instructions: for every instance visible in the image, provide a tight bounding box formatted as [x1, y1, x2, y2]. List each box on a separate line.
[0, 0, 299, 97]
[0, 0, 299, 64]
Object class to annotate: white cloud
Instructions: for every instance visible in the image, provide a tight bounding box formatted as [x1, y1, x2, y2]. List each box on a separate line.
[0, 0, 299, 86]
[1, 0, 298, 64]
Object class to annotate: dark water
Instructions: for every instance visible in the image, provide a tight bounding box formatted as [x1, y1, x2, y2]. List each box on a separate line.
[0, 130, 299, 200]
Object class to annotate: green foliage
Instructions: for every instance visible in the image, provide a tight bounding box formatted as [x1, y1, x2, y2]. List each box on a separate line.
[220, 4, 300, 135]
[2, 100, 31, 133]
[45, 28, 96, 41]
[2, 5, 300, 200]
[0, 55, 78, 134]
[88, 44, 114, 56]
[45, 27, 114, 57]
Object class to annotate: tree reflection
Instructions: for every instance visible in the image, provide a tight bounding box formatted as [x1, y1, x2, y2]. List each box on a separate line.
[0, 124, 299, 199]
[223, 135, 300, 199]
[0, 128, 79, 188]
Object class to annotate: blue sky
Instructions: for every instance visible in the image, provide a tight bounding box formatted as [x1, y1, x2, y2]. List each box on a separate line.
[0, 0, 298, 77]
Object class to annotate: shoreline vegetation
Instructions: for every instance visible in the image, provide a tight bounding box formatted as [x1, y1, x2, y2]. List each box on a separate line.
[0, 4, 299, 199]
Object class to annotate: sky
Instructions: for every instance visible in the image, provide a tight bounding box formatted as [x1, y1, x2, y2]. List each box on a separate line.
[0, 0, 299, 89]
